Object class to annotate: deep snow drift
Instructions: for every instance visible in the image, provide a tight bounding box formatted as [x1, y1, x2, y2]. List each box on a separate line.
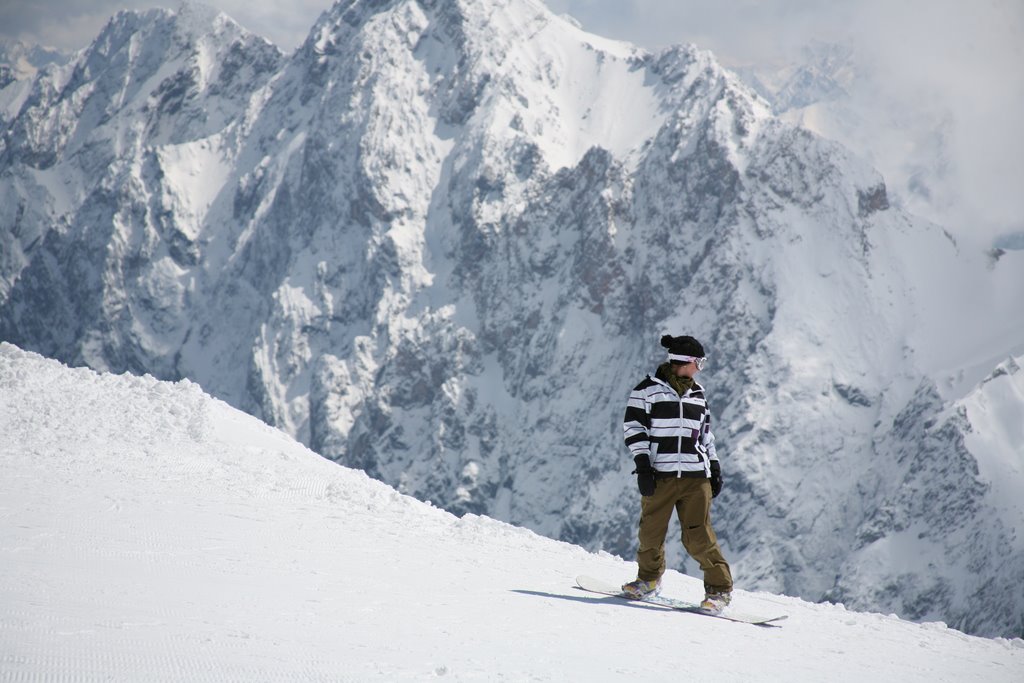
[2, 343, 1021, 681]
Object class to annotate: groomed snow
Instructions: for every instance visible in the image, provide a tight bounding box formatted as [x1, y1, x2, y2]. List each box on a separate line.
[1, 342, 1022, 681]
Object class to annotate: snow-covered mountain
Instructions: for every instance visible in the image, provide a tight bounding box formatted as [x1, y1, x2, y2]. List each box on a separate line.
[0, 40, 70, 89]
[733, 40, 1024, 253]
[734, 41, 856, 114]
[3, 343, 1022, 680]
[1, 0, 1022, 638]
[0, 40, 71, 132]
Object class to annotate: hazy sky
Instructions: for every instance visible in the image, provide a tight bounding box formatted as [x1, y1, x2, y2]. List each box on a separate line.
[2, 0, 1021, 67]
[2, 0, 1022, 238]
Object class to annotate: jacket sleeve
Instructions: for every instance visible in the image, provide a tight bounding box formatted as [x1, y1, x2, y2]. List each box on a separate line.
[701, 410, 718, 462]
[623, 384, 651, 459]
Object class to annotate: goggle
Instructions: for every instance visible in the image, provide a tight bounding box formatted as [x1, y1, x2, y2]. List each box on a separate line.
[669, 354, 707, 371]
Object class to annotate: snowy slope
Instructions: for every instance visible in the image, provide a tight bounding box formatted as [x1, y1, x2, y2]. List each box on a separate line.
[2, 0, 1023, 638]
[1, 343, 1022, 682]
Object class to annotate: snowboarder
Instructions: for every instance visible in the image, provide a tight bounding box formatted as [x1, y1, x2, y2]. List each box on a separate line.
[621, 334, 734, 612]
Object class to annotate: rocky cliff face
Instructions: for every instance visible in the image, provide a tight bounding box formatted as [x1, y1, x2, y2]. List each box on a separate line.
[1, 0, 1022, 637]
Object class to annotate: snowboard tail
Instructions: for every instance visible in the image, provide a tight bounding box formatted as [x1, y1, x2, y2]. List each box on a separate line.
[575, 575, 787, 627]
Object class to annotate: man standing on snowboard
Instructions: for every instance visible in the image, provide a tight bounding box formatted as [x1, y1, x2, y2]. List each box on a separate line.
[621, 334, 733, 612]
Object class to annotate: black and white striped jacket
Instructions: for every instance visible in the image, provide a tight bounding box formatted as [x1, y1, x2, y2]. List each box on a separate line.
[623, 370, 718, 477]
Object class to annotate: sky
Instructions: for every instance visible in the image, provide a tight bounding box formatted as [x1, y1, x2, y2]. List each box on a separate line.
[3, 0, 1022, 73]
[1, 0, 1022, 240]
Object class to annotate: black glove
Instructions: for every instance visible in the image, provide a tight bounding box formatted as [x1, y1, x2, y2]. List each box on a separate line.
[709, 460, 723, 498]
[633, 454, 656, 497]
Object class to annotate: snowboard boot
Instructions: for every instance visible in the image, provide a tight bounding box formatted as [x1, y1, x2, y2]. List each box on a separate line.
[621, 578, 661, 599]
[700, 590, 732, 613]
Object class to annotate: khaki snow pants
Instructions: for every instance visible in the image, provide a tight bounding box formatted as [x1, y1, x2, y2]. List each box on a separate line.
[636, 477, 733, 594]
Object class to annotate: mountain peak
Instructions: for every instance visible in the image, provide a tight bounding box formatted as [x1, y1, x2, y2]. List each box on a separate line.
[0, 39, 70, 84]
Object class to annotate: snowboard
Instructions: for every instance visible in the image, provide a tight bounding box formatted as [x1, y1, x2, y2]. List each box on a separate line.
[575, 575, 787, 627]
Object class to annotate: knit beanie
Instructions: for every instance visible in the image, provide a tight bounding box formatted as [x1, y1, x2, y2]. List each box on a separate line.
[660, 334, 705, 363]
